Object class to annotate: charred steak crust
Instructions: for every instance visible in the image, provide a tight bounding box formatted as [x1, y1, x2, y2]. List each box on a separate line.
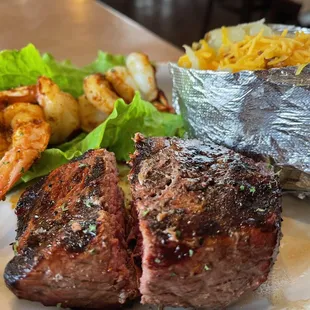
[129, 134, 282, 309]
[4, 149, 139, 308]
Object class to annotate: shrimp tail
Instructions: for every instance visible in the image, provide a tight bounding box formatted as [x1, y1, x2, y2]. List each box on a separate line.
[152, 90, 175, 113]
[0, 147, 38, 200]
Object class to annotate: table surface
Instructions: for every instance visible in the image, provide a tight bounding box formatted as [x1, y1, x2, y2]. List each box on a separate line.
[0, 0, 182, 65]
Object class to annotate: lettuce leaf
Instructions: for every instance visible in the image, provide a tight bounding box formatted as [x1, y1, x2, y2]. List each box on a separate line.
[0, 44, 125, 97]
[0, 44, 48, 90]
[21, 93, 184, 183]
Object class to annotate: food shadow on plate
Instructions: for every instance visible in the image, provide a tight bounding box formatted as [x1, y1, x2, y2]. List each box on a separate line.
[282, 195, 310, 225]
[124, 305, 187, 310]
[10, 298, 47, 310]
[11, 298, 188, 310]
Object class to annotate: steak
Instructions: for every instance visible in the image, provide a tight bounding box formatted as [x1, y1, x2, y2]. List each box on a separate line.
[129, 134, 282, 309]
[4, 149, 140, 308]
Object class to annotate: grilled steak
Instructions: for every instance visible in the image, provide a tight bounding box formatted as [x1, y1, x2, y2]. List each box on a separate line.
[4, 149, 139, 308]
[129, 134, 282, 309]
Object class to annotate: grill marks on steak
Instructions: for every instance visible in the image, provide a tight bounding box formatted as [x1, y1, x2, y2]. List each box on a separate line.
[4, 137, 282, 309]
[4, 149, 139, 308]
[129, 134, 282, 309]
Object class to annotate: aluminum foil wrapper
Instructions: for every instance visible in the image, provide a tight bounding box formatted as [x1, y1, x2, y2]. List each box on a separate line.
[170, 25, 310, 193]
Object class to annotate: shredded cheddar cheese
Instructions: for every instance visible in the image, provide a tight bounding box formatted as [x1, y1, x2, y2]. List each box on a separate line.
[178, 26, 310, 74]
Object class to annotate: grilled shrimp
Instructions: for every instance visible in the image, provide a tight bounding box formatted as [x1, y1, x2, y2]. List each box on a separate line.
[126, 52, 158, 102]
[0, 113, 9, 157]
[105, 66, 138, 103]
[78, 95, 108, 132]
[83, 74, 120, 114]
[37, 77, 80, 144]
[0, 131, 9, 158]
[0, 85, 37, 109]
[0, 102, 50, 199]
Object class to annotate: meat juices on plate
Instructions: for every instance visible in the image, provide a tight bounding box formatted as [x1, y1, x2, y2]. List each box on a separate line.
[129, 134, 282, 309]
[4, 149, 139, 308]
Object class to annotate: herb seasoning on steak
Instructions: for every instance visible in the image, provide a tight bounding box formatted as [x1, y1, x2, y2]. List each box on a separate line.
[4, 149, 139, 308]
[129, 134, 282, 309]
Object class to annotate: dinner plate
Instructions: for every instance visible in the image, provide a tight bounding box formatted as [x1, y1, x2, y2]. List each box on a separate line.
[0, 64, 310, 310]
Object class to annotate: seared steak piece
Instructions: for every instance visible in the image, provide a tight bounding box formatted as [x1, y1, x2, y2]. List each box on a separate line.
[4, 149, 139, 308]
[129, 134, 282, 309]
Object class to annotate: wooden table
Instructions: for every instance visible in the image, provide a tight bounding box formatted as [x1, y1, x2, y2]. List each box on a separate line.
[0, 0, 182, 66]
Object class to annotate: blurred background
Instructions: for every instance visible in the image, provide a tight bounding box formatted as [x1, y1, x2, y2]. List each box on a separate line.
[100, 0, 310, 47]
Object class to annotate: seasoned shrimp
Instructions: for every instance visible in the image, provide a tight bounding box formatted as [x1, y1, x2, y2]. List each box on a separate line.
[152, 90, 174, 113]
[126, 52, 158, 102]
[0, 131, 9, 158]
[105, 66, 138, 103]
[0, 85, 37, 109]
[37, 76, 80, 144]
[0, 103, 50, 199]
[78, 95, 108, 132]
[0, 112, 9, 157]
[83, 74, 120, 114]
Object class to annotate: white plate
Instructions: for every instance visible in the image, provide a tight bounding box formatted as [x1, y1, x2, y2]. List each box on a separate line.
[1, 65, 310, 310]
